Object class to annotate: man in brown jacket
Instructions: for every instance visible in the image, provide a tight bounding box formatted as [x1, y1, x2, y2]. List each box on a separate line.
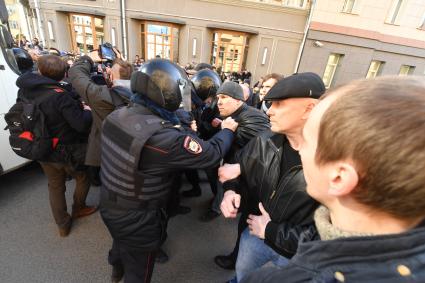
[68, 55, 133, 184]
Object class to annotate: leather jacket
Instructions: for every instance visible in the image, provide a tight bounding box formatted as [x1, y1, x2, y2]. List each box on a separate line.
[226, 103, 270, 162]
[233, 132, 319, 258]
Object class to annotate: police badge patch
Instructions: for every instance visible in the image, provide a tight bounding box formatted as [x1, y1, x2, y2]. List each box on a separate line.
[183, 136, 203, 154]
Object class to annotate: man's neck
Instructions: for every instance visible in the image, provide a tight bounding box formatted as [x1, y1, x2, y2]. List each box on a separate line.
[329, 201, 422, 236]
[285, 131, 303, 151]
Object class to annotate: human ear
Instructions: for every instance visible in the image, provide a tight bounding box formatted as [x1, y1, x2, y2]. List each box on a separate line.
[302, 102, 317, 120]
[328, 162, 359, 197]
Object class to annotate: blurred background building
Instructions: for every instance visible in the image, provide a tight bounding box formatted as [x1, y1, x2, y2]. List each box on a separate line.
[6, 0, 425, 84]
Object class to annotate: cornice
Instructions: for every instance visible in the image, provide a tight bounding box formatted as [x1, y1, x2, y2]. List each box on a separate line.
[196, 0, 308, 16]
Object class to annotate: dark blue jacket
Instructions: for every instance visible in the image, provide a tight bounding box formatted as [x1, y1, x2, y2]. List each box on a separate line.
[241, 222, 425, 283]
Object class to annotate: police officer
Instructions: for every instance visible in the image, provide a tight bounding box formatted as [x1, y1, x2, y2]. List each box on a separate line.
[99, 59, 238, 283]
[182, 68, 223, 198]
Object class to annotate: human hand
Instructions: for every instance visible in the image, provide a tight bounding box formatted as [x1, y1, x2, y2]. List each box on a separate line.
[221, 117, 238, 132]
[211, 117, 222, 128]
[88, 49, 102, 63]
[190, 120, 197, 132]
[218, 163, 241, 183]
[247, 203, 271, 239]
[220, 190, 241, 218]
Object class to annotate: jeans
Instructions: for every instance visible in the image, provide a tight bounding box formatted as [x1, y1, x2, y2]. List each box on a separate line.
[235, 228, 289, 282]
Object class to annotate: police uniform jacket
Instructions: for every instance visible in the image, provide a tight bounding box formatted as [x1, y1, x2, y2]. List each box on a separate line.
[230, 132, 318, 258]
[241, 221, 425, 283]
[100, 103, 234, 251]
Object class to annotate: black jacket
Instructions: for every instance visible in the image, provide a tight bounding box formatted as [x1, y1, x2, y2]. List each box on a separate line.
[226, 103, 270, 162]
[242, 222, 425, 283]
[100, 104, 235, 251]
[232, 133, 318, 258]
[16, 72, 92, 145]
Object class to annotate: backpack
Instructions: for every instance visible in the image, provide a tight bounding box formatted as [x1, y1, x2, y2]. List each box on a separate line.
[4, 88, 59, 161]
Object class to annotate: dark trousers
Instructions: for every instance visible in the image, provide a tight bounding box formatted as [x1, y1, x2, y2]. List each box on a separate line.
[205, 167, 218, 196]
[39, 162, 90, 227]
[109, 240, 156, 283]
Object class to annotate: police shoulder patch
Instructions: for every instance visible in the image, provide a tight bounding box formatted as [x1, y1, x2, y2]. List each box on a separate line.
[183, 136, 203, 154]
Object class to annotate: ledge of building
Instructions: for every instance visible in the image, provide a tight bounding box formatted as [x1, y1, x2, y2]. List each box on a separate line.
[206, 24, 259, 35]
[129, 14, 186, 25]
[55, 6, 106, 17]
[197, 0, 309, 15]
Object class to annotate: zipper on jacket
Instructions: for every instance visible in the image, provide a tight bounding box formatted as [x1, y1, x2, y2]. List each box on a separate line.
[266, 165, 302, 210]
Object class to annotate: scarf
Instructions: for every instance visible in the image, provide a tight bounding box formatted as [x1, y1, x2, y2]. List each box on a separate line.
[314, 205, 373, 241]
[131, 95, 180, 126]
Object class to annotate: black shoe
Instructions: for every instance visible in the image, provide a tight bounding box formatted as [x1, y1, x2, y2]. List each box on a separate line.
[200, 210, 220, 222]
[182, 187, 202, 197]
[214, 254, 236, 270]
[111, 264, 124, 283]
[155, 248, 169, 263]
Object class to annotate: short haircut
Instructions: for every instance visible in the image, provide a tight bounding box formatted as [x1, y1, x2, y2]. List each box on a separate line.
[113, 58, 133, 80]
[38, 55, 67, 81]
[316, 76, 425, 220]
[263, 73, 283, 83]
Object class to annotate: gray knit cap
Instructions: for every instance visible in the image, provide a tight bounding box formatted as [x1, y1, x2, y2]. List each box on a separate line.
[216, 81, 244, 101]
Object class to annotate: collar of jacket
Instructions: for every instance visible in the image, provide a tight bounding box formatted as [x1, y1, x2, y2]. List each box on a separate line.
[292, 215, 425, 271]
[268, 134, 287, 150]
[230, 102, 248, 119]
[112, 79, 131, 89]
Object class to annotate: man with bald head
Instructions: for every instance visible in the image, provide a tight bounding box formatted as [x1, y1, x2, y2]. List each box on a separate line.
[242, 76, 425, 282]
[219, 73, 324, 282]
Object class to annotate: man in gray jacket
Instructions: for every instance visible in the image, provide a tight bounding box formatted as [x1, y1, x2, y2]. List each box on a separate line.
[68, 56, 133, 184]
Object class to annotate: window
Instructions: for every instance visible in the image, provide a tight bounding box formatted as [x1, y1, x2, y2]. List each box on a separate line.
[211, 31, 249, 73]
[342, 0, 356, 13]
[387, 0, 404, 24]
[322, 53, 343, 88]
[282, 0, 306, 8]
[69, 14, 104, 54]
[47, 21, 55, 41]
[366, 60, 384, 78]
[419, 14, 425, 30]
[399, 65, 415, 76]
[141, 22, 179, 61]
[9, 21, 19, 29]
[0, 25, 20, 74]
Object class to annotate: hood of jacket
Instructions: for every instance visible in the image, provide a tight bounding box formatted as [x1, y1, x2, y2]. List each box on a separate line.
[16, 72, 61, 90]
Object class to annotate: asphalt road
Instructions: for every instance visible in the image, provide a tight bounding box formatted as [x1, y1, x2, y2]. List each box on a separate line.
[0, 162, 238, 283]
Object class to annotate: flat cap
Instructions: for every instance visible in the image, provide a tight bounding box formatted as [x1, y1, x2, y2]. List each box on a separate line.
[264, 72, 325, 101]
[217, 81, 244, 101]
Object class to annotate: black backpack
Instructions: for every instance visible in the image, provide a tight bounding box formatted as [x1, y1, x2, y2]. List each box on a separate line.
[4, 88, 59, 161]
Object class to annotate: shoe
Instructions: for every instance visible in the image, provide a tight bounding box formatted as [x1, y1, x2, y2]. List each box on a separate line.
[181, 187, 202, 197]
[111, 264, 124, 283]
[72, 205, 98, 219]
[58, 220, 72, 237]
[214, 254, 236, 270]
[200, 210, 220, 222]
[155, 248, 169, 263]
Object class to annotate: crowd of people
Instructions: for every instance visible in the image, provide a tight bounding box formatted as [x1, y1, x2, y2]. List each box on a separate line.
[8, 41, 425, 283]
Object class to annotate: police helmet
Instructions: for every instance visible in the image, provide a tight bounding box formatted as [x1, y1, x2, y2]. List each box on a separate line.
[13, 47, 34, 73]
[194, 63, 213, 71]
[131, 58, 190, 112]
[191, 69, 222, 100]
